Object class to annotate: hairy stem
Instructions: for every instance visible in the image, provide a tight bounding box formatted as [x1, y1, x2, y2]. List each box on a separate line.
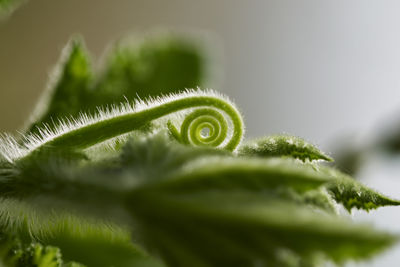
[5, 91, 244, 163]
[49, 96, 242, 151]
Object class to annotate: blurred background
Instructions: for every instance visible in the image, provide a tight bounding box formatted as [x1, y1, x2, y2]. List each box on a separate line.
[2, 1, 400, 266]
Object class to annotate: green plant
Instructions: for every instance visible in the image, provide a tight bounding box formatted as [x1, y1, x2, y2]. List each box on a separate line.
[0, 36, 399, 267]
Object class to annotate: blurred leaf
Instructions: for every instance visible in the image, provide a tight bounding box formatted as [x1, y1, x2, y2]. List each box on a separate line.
[118, 131, 228, 181]
[238, 135, 332, 162]
[128, 191, 396, 267]
[145, 156, 333, 193]
[94, 36, 204, 102]
[0, 131, 398, 266]
[0, 198, 164, 267]
[27, 35, 205, 134]
[297, 188, 337, 213]
[27, 38, 93, 134]
[328, 133, 368, 176]
[109, 133, 332, 195]
[119, 135, 338, 215]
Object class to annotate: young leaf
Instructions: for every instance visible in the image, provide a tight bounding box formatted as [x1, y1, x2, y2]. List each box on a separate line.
[325, 169, 400, 212]
[238, 135, 333, 162]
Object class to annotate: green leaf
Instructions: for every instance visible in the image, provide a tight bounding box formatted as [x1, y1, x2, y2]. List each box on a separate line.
[238, 135, 333, 162]
[27, 38, 93, 134]
[93, 132, 332, 194]
[2, 127, 398, 266]
[127, 191, 396, 267]
[325, 169, 400, 212]
[143, 156, 334, 193]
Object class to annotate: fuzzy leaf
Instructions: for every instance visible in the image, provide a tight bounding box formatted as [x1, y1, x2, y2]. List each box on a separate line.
[238, 135, 333, 162]
[143, 156, 334, 193]
[93, 133, 331, 194]
[0, 132, 336, 219]
[325, 169, 400, 212]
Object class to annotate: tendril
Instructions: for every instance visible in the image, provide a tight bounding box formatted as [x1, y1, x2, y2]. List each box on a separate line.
[5, 90, 244, 162]
[168, 108, 229, 149]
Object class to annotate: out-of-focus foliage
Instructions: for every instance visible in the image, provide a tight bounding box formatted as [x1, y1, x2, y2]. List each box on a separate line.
[95, 37, 203, 103]
[129, 191, 395, 267]
[0, 198, 164, 267]
[332, 117, 400, 176]
[0, 36, 399, 267]
[27, 36, 204, 134]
